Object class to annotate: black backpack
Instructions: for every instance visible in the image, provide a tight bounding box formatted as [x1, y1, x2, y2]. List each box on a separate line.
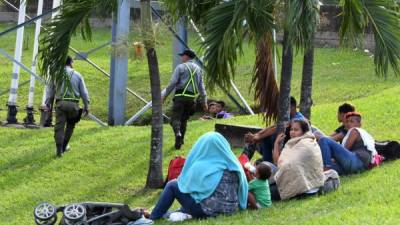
[375, 141, 400, 161]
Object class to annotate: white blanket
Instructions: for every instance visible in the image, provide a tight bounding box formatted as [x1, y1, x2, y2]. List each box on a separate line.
[274, 132, 325, 200]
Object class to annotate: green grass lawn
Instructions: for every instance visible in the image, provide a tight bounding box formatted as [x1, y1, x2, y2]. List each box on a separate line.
[1, 23, 400, 224]
[1, 85, 400, 225]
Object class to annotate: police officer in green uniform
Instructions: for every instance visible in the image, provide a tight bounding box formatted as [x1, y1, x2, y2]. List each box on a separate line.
[46, 56, 90, 157]
[162, 49, 207, 149]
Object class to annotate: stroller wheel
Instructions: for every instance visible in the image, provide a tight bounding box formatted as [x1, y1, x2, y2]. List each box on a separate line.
[63, 204, 86, 222]
[34, 202, 57, 225]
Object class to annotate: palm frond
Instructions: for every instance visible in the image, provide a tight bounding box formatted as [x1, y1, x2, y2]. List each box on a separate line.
[162, 0, 220, 27]
[339, 0, 400, 76]
[203, 0, 276, 91]
[202, 0, 247, 91]
[285, 0, 320, 51]
[39, 0, 116, 86]
[362, 0, 400, 76]
[245, 0, 276, 41]
[338, 0, 366, 48]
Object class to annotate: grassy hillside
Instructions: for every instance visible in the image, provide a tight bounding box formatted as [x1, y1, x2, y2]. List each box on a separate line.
[1, 84, 400, 224]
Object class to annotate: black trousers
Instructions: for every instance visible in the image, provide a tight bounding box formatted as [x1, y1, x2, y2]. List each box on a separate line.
[54, 101, 80, 151]
[170, 96, 195, 138]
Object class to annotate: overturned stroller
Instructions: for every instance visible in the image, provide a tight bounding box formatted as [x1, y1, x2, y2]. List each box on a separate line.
[33, 202, 153, 225]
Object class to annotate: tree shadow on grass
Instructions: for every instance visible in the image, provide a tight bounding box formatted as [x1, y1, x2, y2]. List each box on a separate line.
[2, 149, 147, 212]
[10, 158, 160, 224]
[0, 142, 57, 189]
[0, 125, 127, 196]
[0, 123, 204, 224]
[0, 125, 109, 176]
[123, 187, 161, 207]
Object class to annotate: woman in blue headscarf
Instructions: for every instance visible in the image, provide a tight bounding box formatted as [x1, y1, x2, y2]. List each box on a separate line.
[150, 132, 248, 220]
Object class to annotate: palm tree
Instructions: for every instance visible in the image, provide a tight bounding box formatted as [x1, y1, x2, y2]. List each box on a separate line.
[301, 0, 400, 120]
[39, 0, 164, 188]
[288, 1, 319, 120]
[164, 0, 400, 133]
[300, 0, 400, 119]
[299, 46, 315, 119]
[276, 30, 294, 132]
[140, 0, 164, 188]
[275, 0, 320, 132]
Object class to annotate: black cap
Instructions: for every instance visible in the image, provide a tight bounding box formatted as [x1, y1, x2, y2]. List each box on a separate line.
[209, 100, 225, 108]
[178, 49, 196, 58]
[66, 56, 73, 66]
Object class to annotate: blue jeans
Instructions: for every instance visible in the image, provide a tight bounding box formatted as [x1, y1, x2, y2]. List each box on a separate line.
[318, 137, 365, 175]
[150, 180, 206, 220]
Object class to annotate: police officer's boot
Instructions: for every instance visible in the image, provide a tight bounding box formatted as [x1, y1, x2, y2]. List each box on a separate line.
[180, 127, 186, 145]
[173, 127, 183, 150]
[63, 140, 70, 152]
[56, 144, 63, 157]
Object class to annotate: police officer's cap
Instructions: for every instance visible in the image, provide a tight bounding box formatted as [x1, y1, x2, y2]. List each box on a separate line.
[178, 49, 196, 58]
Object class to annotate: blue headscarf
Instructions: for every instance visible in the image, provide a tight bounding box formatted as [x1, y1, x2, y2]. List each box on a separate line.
[177, 132, 248, 209]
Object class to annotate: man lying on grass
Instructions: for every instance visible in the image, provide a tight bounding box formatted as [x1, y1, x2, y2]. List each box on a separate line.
[201, 100, 233, 120]
[318, 112, 380, 175]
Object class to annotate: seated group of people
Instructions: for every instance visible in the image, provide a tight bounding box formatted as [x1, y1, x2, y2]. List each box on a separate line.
[149, 99, 380, 221]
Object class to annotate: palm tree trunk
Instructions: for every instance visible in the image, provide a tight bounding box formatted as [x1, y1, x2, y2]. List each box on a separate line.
[145, 48, 164, 188]
[276, 30, 293, 134]
[299, 45, 314, 119]
[141, 0, 164, 188]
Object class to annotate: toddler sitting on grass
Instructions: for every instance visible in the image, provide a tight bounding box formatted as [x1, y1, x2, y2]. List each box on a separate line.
[247, 163, 272, 209]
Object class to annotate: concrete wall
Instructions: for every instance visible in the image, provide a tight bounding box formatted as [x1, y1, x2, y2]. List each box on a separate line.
[0, 0, 54, 23]
[315, 5, 375, 50]
[1, 0, 54, 12]
[0, 12, 18, 22]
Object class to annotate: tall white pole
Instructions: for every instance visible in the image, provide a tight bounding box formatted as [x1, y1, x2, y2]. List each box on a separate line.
[6, 0, 27, 124]
[41, 0, 61, 106]
[110, 0, 131, 125]
[230, 80, 255, 115]
[28, 0, 44, 107]
[25, 0, 44, 125]
[40, 0, 61, 126]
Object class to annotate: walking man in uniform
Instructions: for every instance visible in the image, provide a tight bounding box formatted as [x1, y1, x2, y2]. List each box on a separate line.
[46, 56, 90, 157]
[162, 49, 207, 149]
